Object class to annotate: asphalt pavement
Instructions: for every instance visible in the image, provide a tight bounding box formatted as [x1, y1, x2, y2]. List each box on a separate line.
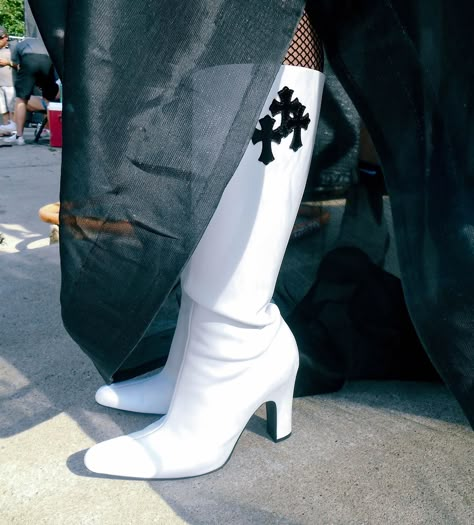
[1, 131, 472, 525]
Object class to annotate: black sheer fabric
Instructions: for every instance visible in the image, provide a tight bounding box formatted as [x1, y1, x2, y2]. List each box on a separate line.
[30, 0, 474, 428]
[28, 0, 305, 380]
[28, 0, 66, 78]
[307, 0, 474, 427]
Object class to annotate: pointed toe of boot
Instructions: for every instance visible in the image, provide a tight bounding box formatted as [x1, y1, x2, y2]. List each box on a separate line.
[94, 378, 169, 415]
[84, 435, 162, 479]
[95, 385, 120, 409]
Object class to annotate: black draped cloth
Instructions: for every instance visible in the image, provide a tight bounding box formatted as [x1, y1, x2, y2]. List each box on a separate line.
[30, 0, 474, 428]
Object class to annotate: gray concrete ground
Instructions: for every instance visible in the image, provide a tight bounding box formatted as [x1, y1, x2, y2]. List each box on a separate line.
[1, 131, 473, 525]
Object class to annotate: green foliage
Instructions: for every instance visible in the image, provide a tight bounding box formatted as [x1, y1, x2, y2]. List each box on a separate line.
[0, 0, 25, 36]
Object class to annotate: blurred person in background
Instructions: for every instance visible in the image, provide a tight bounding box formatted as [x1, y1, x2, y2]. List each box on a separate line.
[2, 36, 57, 146]
[0, 26, 16, 133]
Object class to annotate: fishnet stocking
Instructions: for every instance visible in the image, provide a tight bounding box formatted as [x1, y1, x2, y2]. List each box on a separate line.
[283, 10, 324, 71]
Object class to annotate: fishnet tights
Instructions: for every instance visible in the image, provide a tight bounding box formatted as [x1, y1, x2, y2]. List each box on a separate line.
[283, 10, 324, 71]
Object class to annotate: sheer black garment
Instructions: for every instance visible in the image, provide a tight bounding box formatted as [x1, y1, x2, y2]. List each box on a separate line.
[30, 0, 474, 427]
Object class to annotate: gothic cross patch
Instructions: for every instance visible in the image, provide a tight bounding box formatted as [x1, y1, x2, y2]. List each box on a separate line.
[288, 103, 311, 152]
[253, 85, 311, 164]
[269, 86, 301, 138]
[252, 115, 282, 165]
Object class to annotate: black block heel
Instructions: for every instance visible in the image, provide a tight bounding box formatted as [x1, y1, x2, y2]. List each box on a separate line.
[266, 401, 292, 443]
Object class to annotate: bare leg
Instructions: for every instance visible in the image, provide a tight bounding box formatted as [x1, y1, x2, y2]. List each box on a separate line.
[14, 98, 27, 138]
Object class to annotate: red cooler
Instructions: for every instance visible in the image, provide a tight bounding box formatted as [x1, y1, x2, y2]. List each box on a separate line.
[48, 102, 63, 148]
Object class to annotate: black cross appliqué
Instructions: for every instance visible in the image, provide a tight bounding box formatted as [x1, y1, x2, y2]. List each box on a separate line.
[252, 115, 282, 165]
[288, 104, 311, 152]
[253, 85, 311, 164]
[269, 86, 302, 138]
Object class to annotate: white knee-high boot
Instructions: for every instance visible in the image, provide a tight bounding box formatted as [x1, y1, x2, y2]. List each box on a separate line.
[84, 66, 325, 479]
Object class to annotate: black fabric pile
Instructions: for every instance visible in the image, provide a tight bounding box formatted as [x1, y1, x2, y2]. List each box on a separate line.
[292, 246, 439, 397]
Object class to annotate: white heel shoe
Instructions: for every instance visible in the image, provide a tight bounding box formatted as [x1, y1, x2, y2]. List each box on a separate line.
[95, 293, 192, 414]
[84, 66, 325, 479]
[85, 310, 298, 478]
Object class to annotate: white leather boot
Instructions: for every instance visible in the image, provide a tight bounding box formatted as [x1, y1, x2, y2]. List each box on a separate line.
[84, 66, 325, 479]
[94, 296, 189, 414]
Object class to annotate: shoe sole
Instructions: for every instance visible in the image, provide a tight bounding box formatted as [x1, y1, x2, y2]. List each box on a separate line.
[84, 400, 293, 481]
